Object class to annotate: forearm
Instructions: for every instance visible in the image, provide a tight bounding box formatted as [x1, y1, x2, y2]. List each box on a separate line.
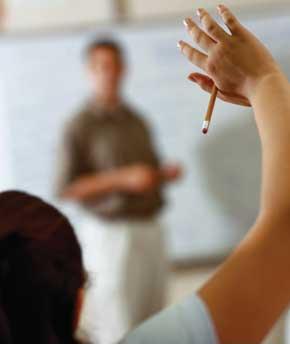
[199, 74, 290, 344]
[199, 215, 290, 344]
[61, 164, 176, 201]
[250, 72, 290, 216]
[61, 171, 122, 201]
[178, 5, 290, 343]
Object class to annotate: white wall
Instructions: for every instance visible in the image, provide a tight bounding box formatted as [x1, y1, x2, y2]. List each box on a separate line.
[0, 80, 13, 191]
[4, 0, 290, 32]
[5, 0, 115, 31]
[127, 0, 289, 18]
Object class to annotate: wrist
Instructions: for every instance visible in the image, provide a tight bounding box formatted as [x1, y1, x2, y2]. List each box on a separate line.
[245, 68, 285, 103]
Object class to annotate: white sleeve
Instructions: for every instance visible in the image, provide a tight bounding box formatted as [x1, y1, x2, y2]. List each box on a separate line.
[120, 294, 218, 344]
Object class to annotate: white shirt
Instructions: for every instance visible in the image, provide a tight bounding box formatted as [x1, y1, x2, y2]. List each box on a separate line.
[121, 294, 218, 344]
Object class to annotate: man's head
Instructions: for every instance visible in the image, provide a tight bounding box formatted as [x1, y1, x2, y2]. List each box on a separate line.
[85, 38, 125, 102]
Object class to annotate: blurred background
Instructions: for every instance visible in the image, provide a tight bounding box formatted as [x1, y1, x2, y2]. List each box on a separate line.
[0, 0, 290, 343]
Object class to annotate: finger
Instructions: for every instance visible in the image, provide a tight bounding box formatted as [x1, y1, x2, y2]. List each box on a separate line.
[189, 74, 215, 95]
[160, 166, 180, 181]
[183, 17, 216, 52]
[188, 73, 251, 106]
[188, 73, 214, 89]
[217, 4, 242, 35]
[178, 40, 207, 70]
[197, 8, 229, 42]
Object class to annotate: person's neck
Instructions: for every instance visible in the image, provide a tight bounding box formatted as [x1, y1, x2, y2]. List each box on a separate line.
[94, 93, 121, 111]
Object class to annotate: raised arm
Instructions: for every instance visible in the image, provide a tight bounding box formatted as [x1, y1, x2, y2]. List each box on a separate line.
[179, 5, 290, 343]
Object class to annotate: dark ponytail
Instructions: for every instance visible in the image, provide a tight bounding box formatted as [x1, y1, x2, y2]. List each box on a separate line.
[0, 191, 86, 344]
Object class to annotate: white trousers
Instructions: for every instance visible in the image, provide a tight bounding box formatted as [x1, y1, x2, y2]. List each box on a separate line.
[76, 214, 168, 344]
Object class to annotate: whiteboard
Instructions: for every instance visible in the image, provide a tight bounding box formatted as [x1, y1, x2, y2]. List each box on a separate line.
[1, 11, 290, 262]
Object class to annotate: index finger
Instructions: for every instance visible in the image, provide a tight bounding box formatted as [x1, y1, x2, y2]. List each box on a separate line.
[178, 40, 207, 71]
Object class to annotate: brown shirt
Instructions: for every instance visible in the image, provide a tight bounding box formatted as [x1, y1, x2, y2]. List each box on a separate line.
[57, 101, 164, 219]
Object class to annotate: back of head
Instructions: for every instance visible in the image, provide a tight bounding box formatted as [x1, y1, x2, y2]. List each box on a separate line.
[0, 191, 86, 344]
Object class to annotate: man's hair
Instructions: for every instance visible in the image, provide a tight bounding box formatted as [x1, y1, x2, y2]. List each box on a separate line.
[85, 38, 124, 63]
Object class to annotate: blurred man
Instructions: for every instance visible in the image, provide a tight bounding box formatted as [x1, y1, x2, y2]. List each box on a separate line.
[56, 39, 181, 343]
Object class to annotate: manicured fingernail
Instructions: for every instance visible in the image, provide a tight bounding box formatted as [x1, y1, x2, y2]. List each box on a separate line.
[196, 8, 202, 16]
[177, 40, 185, 50]
[183, 18, 191, 28]
[188, 75, 197, 82]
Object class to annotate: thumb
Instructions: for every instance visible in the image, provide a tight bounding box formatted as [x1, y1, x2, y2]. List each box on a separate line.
[188, 73, 216, 95]
[188, 73, 214, 86]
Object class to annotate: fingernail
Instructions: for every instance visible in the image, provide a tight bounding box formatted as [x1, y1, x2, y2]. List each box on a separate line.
[177, 40, 185, 49]
[188, 75, 197, 82]
[217, 4, 225, 11]
[196, 8, 202, 17]
[183, 18, 191, 28]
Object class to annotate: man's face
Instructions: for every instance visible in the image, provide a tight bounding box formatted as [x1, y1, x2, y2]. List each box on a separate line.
[87, 47, 124, 97]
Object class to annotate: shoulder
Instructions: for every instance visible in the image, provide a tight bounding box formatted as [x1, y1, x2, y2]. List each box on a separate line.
[121, 294, 218, 344]
[121, 103, 150, 129]
[64, 104, 93, 139]
[122, 103, 143, 119]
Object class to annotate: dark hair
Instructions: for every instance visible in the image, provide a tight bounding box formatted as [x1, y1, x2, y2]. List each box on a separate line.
[85, 38, 124, 63]
[0, 191, 86, 344]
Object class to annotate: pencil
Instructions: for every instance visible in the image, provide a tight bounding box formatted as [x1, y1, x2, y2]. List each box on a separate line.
[202, 85, 218, 134]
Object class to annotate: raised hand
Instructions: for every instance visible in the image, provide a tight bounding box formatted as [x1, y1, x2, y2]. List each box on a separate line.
[179, 5, 280, 104]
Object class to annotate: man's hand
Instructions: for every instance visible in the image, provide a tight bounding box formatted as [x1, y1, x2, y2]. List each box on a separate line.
[118, 163, 182, 194]
[61, 175, 102, 200]
[160, 164, 183, 183]
[118, 164, 161, 194]
[62, 163, 183, 200]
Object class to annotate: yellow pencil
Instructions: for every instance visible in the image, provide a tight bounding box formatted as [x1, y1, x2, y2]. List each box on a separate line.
[202, 85, 218, 134]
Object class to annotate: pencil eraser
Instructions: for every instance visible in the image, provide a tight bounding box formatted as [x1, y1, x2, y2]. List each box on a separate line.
[202, 128, 208, 134]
